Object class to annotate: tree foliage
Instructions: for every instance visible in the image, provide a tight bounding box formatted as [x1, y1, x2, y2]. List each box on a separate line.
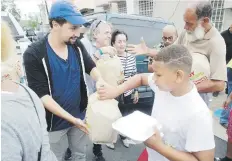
[1, 0, 21, 22]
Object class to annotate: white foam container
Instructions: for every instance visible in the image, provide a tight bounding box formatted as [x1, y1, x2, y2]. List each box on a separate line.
[112, 111, 162, 143]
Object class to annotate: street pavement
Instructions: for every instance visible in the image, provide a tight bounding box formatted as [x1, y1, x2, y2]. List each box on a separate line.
[85, 136, 226, 161]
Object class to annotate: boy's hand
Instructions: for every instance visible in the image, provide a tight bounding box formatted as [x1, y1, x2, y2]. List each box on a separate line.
[144, 128, 164, 151]
[97, 83, 120, 100]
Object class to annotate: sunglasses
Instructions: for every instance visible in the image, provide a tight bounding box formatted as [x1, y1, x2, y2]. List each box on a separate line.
[95, 20, 102, 29]
[93, 20, 108, 31]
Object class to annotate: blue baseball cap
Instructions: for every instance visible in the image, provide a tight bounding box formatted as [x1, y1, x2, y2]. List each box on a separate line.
[49, 0, 86, 25]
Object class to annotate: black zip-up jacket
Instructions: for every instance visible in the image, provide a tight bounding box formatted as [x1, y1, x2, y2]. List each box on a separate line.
[23, 36, 95, 131]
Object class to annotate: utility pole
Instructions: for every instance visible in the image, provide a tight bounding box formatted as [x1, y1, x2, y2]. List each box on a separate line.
[44, 0, 49, 21]
[38, 0, 50, 33]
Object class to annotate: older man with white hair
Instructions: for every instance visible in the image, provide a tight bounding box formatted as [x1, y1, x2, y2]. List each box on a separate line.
[127, 1, 227, 106]
[176, 1, 227, 105]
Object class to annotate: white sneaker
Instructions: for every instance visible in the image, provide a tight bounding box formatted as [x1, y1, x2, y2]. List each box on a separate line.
[122, 139, 130, 148]
[106, 143, 115, 150]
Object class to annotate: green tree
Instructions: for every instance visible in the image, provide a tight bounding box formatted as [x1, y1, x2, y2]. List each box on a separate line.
[1, 0, 21, 22]
[28, 13, 39, 30]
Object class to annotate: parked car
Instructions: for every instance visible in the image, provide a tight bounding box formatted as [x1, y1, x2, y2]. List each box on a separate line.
[84, 12, 173, 114]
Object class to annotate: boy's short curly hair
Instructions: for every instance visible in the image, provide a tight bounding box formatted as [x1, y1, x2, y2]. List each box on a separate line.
[154, 45, 193, 73]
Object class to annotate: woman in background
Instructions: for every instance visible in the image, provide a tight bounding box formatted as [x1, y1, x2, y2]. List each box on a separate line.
[105, 30, 139, 149]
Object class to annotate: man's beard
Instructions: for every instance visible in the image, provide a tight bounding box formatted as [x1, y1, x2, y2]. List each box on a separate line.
[186, 24, 205, 42]
[65, 36, 78, 45]
[164, 42, 171, 47]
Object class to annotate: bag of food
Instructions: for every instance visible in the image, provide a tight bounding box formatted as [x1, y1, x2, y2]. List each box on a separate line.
[96, 54, 124, 86]
[190, 52, 210, 85]
[86, 93, 122, 144]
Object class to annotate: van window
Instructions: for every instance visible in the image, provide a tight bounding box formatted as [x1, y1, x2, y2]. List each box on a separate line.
[109, 17, 167, 48]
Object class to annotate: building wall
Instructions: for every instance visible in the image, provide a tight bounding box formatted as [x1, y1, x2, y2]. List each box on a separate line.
[47, 0, 95, 10]
[152, 0, 232, 33]
[92, 0, 188, 34]
[93, 0, 231, 33]
[152, 1, 189, 34]
[223, 8, 232, 31]
[38, 3, 49, 25]
[94, 0, 109, 7]
[72, 0, 95, 9]
[224, 0, 232, 8]
[222, 1, 232, 31]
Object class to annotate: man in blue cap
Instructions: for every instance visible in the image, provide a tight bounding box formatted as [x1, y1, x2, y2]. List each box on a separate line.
[23, 1, 105, 161]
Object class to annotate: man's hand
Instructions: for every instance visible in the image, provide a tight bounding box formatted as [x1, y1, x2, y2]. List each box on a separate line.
[101, 46, 117, 56]
[74, 118, 89, 134]
[133, 91, 139, 104]
[100, 46, 117, 56]
[196, 79, 225, 93]
[127, 37, 148, 55]
[144, 128, 164, 151]
[94, 46, 117, 61]
[97, 83, 120, 100]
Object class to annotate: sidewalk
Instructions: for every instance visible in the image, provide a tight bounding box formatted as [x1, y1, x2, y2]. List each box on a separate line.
[210, 93, 228, 141]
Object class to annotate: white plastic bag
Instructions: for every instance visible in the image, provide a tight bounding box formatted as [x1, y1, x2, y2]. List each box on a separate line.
[86, 93, 122, 144]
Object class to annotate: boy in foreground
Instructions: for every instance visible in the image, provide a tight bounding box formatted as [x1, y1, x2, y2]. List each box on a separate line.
[97, 45, 215, 161]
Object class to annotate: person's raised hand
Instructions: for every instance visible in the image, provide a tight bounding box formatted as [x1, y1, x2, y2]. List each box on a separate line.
[127, 37, 148, 55]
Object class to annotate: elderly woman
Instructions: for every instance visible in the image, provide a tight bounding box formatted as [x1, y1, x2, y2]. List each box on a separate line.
[1, 21, 57, 161]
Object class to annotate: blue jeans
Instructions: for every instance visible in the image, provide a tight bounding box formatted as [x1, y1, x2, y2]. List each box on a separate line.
[220, 68, 232, 125]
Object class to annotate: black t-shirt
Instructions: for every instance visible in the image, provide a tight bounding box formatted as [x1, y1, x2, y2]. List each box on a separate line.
[221, 28, 232, 63]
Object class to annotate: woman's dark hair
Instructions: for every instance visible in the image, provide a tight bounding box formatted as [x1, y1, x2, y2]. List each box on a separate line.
[49, 17, 67, 28]
[111, 30, 128, 46]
